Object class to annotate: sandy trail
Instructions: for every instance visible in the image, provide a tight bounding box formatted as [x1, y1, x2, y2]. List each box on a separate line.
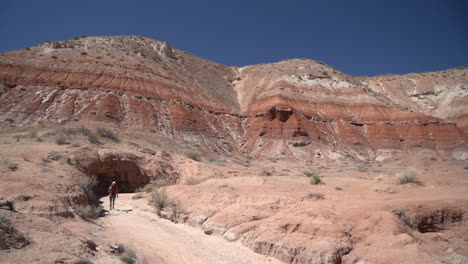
[97, 193, 281, 264]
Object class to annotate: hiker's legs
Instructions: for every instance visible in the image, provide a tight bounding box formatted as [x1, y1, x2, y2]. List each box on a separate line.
[109, 195, 115, 210]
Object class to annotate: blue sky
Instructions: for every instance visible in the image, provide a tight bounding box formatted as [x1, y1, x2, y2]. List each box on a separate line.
[1, 0, 467, 76]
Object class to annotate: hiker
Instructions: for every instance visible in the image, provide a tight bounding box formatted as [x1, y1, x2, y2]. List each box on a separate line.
[108, 181, 118, 210]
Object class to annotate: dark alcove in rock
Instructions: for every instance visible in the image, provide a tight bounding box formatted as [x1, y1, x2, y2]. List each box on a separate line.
[86, 160, 150, 194]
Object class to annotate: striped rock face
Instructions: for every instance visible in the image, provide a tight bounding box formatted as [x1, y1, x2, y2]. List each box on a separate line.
[0, 36, 467, 161]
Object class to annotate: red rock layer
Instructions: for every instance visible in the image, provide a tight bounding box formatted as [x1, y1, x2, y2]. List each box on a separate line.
[0, 36, 467, 160]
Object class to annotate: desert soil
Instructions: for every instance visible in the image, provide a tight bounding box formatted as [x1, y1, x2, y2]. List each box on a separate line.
[93, 194, 282, 264]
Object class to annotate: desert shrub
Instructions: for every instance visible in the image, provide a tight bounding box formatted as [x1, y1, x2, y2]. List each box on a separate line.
[87, 132, 101, 145]
[306, 192, 325, 200]
[74, 259, 93, 264]
[29, 131, 37, 138]
[151, 189, 172, 212]
[97, 128, 120, 142]
[114, 243, 147, 264]
[302, 169, 317, 177]
[132, 193, 144, 200]
[55, 133, 70, 145]
[78, 175, 98, 204]
[184, 177, 200, 185]
[74, 205, 102, 220]
[140, 148, 156, 155]
[310, 175, 323, 185]
[357, 166, 368, 172]
[397, 171, 419, 185]
[22, 154, 31, 162]
[2, 159, 18, 171]
[137, 179, 171, 193]
[261, 169, 272, 176]
[185, 151, 201, 161]
[0, 214, 12, 230]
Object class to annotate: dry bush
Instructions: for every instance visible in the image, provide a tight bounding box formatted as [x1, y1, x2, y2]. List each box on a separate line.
[132, 193, 144, 200]
[1, 159, 18, 171]
[78, 175, 98, 204]
[357, 166, 368, 172]
[116, 243, 148, 264]
[185, 150, 201, 161]
[140, 148, 156, 155]
[74, 260, 93, 264]
[55, 133, 70, 145]
[184, 177, 200, 185]
[151, 189, 172, 212]
[87, 132, 101, 145]
[74, 205, 102, 220]
[397, 171, 419, 185]
[0, 214, 12, 230]
[137, 178, 171, 193]
[97, 127, 120, 142]
[302, 169, 317, 177]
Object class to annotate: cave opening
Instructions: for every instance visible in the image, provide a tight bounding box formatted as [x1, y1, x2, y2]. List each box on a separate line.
[85, 160, 150, 194]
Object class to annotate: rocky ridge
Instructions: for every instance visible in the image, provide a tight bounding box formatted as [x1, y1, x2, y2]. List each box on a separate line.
[0, 35, 466, 161]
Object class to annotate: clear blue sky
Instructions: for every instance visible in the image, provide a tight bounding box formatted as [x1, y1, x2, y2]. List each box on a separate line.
[1, 0, 467, 76]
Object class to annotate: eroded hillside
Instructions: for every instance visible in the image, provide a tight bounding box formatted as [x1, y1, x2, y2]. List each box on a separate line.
[0, 36, 467, 161]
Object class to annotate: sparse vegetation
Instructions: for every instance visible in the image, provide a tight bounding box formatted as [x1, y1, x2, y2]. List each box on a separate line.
[184, 177, 200, 185]
[306, 192, 325, 200]
[137, 178, 171, 193]
[87, 132, 101, 145]
[302, 169, 317, 177]
[78, 175, 98, 204]
[97, 127, 120, 142]
[397, 171, 419, 185]
[151, 189, 172, 212]
[0, 214, 12, 230]
[132, 193, 144, 200]
[310, 175, 323, 185]
[140, 148, 156, 155]
[357, 165, 368, 172]
[115, 243, 148, 264]
[74, 204, 103, 220]
[74, 259, 93, 264]
[55, 133, 70, 145]
[185, 150, 201, 161]
[2, 159, 18, 171]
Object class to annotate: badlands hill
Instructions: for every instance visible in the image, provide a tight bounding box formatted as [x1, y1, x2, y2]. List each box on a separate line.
[0, 36, 467, 264]
[0, 35, 467, 161]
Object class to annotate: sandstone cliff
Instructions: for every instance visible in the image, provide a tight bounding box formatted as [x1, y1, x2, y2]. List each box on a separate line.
[0, 36, 466, 160]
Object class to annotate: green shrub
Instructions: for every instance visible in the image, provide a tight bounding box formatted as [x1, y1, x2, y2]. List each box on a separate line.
[310, 175, 323, 185]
